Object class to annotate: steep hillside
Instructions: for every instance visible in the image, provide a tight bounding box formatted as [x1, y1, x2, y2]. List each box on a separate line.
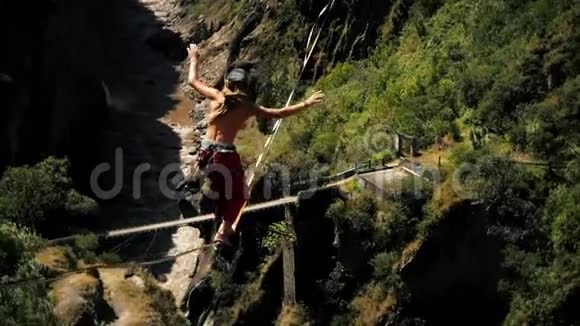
[0, 0, 112, 178]
[3, 0, 579, 325]
[265, 0, 580, 324]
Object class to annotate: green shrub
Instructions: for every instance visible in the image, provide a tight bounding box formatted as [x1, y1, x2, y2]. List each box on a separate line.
[98, 252, 122, 264]
[449, 143, 476, 166]
[0, 222, 41, 275]
[0, 157, 97, 228]
[73, 234, 100, 263]
[326, 193, 377, 236]
[0, 157, 70, 226]
[370, 252, 399, 284]
[0, 262, 60, 326]
[74, 234, 99, 252]
[501, 247, 580, 326]
[65, 190, 98, 216]
[375, 207, 418, 252]
[261, 221, 293, 255]
[544, 185, 580, 253]
[0, 222, 58, 325]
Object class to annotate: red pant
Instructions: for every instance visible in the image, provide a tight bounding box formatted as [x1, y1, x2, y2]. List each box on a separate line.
[204, 151, 247, 224]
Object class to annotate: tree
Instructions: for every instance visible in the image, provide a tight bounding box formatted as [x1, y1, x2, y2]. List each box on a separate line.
[0, 157, 97, 229]
[0, 222, 59, 325]
[544, 185, 580, 253]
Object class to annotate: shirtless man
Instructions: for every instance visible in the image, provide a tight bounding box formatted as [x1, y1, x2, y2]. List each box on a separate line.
[186, 44, 324, 245]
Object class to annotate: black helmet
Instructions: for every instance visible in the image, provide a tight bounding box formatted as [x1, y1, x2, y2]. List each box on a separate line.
[225, 68, 258, 102]
[226, 68, 247, 83]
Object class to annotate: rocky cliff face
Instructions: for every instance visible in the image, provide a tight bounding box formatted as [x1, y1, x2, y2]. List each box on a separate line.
[400, 202, 505, 325]
[295, 0, 395, 69]
[0, 0, 113, 179]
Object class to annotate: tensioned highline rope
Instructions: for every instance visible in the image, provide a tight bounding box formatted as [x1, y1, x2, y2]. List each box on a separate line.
[232, 0, 336, 231]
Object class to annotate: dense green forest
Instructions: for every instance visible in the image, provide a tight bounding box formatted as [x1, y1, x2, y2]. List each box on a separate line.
[264, 0, 580, 324]
[272, 0, 580, 171]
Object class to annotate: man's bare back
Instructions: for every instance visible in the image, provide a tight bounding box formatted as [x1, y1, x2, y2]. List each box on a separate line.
[187, 44, 324, 146]
[205, 99, 253, 144]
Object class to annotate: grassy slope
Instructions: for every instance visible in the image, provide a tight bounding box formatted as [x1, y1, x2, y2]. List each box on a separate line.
[270, 0, 579, 171]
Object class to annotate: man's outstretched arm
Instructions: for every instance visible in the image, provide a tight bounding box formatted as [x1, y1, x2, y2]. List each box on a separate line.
[254, 91, 325, 119]
[187, 44, 224, 101]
